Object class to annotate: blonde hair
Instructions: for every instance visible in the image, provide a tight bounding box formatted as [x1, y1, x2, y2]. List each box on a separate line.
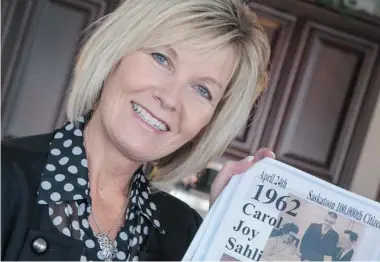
[67, 0, 270, 190]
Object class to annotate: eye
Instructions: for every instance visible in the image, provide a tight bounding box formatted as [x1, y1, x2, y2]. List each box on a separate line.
[152, 53, 169, 67]
[194, 84, 213, 100]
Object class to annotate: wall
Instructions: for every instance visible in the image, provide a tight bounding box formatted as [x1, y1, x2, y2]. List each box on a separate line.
[350, 91, 380, 200]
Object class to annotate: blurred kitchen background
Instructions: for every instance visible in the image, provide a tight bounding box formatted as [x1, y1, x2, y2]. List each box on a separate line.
[2, 0, 380, 217]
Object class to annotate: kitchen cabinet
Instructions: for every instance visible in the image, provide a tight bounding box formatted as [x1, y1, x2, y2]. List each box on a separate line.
[225, 0, 380, 189]
[1, 0, 118, 138]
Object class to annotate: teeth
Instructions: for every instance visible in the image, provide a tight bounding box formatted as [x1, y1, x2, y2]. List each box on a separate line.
[153, 118, 159, 126]
[132, 102, 168, 131]
[133, 103, 141, 113]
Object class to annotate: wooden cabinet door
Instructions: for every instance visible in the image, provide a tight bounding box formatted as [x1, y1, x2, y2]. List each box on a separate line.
[224, 3, 297, 160]
[236, 0, 380, 188]
[266, 21, 379, 185]
[1, 0, 118, 138]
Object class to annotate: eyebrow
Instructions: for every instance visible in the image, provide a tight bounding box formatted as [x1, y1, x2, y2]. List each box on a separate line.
[198, 76, 223, 90]
[164, 46, 178, 62]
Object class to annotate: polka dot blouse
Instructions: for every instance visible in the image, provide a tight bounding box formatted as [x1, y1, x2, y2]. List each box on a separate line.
[36, 117, 165, 261]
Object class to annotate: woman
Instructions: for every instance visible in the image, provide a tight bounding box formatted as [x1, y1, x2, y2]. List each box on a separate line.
[262, 223, 301, 261]
[2, 0, 273, 261]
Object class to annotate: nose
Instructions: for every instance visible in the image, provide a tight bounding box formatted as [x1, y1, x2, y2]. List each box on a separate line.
[153, 84, 180, 112]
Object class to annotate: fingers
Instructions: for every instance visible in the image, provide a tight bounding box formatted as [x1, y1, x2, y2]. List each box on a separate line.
[252, 147, 275, 164]
[223, 156, 255, 179]
[209, 148, 276, 207]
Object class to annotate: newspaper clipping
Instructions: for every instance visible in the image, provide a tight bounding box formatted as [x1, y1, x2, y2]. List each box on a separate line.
[182, 158, 380, 262]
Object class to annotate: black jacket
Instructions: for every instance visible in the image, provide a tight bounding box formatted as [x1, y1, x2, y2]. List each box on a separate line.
[300, 223, 339, 261]
[1, 133, 203, 261]
[333, 247, 354, 261]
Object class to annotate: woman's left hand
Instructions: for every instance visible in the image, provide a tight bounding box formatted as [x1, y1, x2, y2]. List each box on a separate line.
[209, 148, 275, 207]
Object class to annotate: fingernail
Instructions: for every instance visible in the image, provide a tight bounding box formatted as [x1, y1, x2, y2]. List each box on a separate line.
[246, 155, 254, 162]
[270, 152, 276, 158]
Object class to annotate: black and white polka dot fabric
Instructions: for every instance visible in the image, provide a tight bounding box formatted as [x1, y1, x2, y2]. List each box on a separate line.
[36, 117, 165, 261]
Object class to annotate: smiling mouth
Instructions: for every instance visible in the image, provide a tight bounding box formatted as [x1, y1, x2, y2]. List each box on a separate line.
[131, 102, 169, 132]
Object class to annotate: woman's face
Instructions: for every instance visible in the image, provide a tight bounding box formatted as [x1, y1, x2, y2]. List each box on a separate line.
[95, 44, 236, 161]
[282, 232, 296, 244]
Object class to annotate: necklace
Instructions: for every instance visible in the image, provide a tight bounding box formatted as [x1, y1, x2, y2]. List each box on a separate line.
[91, 198, 129, 261]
